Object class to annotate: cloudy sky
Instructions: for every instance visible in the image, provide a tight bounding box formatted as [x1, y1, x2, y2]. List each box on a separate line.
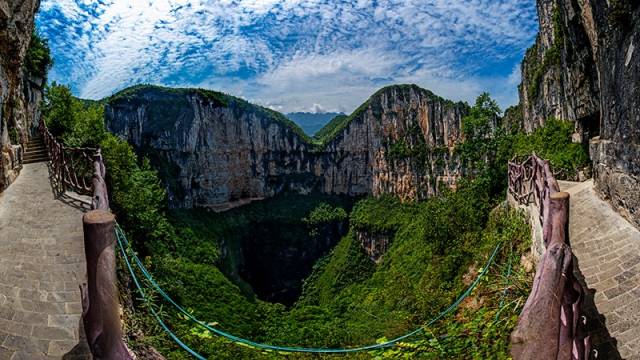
[37, 0, 538, 114]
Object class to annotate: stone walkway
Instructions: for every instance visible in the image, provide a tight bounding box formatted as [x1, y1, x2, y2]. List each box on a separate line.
[562, 180, 640, 359]
[0, 163, 90, 359]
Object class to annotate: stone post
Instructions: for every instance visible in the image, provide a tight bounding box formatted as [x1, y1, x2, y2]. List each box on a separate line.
[82, 210, 132, 359]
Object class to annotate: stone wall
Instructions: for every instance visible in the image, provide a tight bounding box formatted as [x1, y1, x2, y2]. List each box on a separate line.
[0, 0, 43, 191]
[507, 193, 545, 263]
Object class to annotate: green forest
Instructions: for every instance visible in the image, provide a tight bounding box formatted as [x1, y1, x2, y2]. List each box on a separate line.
[42, 81, 588, 359]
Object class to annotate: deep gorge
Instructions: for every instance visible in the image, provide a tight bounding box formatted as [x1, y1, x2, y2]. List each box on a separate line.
[168, 193, 355, 306]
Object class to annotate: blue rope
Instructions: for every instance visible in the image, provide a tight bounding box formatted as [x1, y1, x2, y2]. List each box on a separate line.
[116, 224, 501, 354]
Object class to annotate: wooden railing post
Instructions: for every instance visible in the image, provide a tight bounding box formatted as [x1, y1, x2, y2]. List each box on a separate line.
[82, 210, 132, 360]
[549, 192, 570, 246]
[91, 149, 109, 211]
[509, 156, 589, 360]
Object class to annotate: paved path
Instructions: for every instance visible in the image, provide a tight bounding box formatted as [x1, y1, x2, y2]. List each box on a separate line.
[561, 180, 640, 359]
[0, 163, 90, 359]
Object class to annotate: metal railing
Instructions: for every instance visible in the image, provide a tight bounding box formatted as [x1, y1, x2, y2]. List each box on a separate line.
[508, 154, 590, 360]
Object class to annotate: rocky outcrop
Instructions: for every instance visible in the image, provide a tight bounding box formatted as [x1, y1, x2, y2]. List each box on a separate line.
[0, 0, 43, 191]
[106, 85, 468, 209]
[317, 85, 467, 201]
[519, 0, 600, 139]
[518, 0, 640, 227]
[357, 230, 391, 263]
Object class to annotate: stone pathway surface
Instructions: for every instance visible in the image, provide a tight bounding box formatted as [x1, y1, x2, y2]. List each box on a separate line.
[0, 163, 90, 359]
[562, 180, 640, 359]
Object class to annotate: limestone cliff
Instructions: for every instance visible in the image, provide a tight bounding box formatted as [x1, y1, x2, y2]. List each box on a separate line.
[105, 86, 315, 210]
[0, 0, 45, 191]
[105, 84, 468, 209]
[518, 0, 640, 227]
[316, 85, 467, 201]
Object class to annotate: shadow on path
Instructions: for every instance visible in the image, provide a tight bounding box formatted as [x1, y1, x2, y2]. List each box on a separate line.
[46, 161, 92, 212]
[574, 256, 622, 360]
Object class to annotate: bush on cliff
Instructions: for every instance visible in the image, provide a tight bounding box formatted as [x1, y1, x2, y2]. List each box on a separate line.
[512, 118, 589, 177]
[25, 31, 52, 78]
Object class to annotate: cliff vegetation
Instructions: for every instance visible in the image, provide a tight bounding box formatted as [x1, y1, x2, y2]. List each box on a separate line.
[44, 83, 586, 358]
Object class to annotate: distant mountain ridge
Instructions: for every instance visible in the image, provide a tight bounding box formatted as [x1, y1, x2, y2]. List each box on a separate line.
[285, 112, 344, 136]
[104, 83, 469, 209]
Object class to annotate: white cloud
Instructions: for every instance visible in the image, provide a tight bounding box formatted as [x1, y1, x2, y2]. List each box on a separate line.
[37, 0, 537, 112]
[310, 103, 325, 113]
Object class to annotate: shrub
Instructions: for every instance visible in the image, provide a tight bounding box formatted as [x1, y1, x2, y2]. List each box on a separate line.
[9, 128, 19, 144]
[25, 31, 52, 78]
[512, 118, 589, 177]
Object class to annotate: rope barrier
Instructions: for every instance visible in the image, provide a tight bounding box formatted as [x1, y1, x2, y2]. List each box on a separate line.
[117, 232, 208, 359]
[116, 223, 502, 354]
[495, 244, 513, 321]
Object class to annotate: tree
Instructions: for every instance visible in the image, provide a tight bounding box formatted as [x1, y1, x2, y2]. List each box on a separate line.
[457, 93, 511, 198]
[43, 83, 107, 147]
[43, 82, 76, 136]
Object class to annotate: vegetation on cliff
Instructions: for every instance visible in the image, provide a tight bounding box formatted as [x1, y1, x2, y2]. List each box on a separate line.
[458, 93, 588, 181]
[512, 118, 589, 177]
[44, 83, 589, 358]
[24, 31, 52, 78]
[522, 6, 564, 100]
[106, 84, 312, 143]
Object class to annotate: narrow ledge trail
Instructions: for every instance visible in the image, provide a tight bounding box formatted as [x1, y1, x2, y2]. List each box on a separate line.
[0, 163, 90, 359]
[560, 180, 640, 359]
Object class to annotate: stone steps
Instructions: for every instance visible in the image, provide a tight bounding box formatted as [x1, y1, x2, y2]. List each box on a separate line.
[23, 137, 49, 164]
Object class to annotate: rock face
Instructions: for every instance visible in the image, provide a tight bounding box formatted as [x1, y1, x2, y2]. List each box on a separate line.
[518, 0, 640, 227]
[106, 85, 468, 209]
[106, 86, 317, 209]
[0, 0, 43, 191]
[317, 85, 467, 201]
[357, 230, 391, 263]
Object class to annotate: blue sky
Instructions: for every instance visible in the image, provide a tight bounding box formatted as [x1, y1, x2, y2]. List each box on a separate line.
[37, 0, 538, 114]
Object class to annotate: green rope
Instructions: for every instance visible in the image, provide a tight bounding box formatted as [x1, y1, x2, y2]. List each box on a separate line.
[494, 244, 513, 321]
[116, 224, 501, 354]
[117, 232, 207, 360]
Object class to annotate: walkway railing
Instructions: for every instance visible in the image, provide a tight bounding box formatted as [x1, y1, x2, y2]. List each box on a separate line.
[40, 121, 132, 359]
[39, 121, 109, 210]
[508, 154, 590, 360]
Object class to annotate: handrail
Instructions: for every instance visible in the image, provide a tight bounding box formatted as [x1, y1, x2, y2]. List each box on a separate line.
[508, 154, 590, 360]
[39, 121, 109, 210]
